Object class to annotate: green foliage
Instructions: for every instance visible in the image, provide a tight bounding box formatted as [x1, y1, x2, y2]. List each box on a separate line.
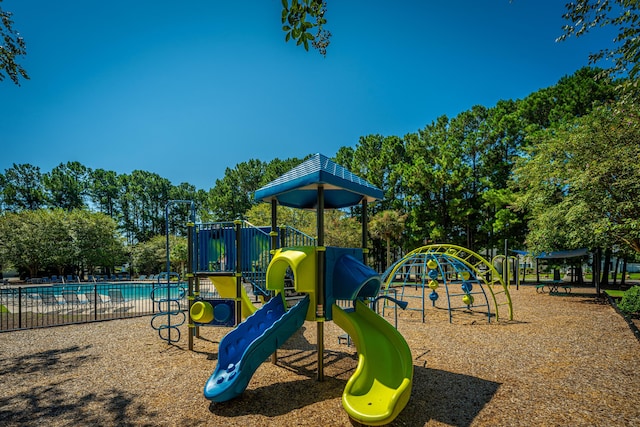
[245, 203, 316, 237]
[369, 210, 406, 242]
[0, 3, 29, 85]
[169, 235, 188, 274]
[325, 210, 360, 248]
[89, 169, 119, 217]
[43, 161, 91, 211]
[0, 209, 63, 277]
[204, 157, 305, 222]
[132, 235, 187, 276]
[618, 286, 640, 315]
[516, 68, 617, 129]
[244, 204, 359, 248]
[369, 210, 407, 267]
[118, 170, 173, 243]
[281, 0, 330, 55]
[352, 135, 406, 214]
[512, 98, 640, 254]
[0, 163, 46, 211]
[68, 209, 126, 274]
[0, 209, 125, 277]
[559, 0, 640, 79]
[482, 188, 519, 234]
[132, 235, 165, 275]
[342, 67, 619, 259]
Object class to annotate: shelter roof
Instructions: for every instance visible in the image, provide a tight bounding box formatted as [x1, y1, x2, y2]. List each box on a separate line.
[253, 153, 383, 209]
[512, 248, 590, 259]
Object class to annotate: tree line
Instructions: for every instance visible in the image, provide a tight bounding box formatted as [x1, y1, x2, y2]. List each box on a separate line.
[0, 208, 194, 279]
[216, 67, 640, 279]
[2, 67, 639, 281]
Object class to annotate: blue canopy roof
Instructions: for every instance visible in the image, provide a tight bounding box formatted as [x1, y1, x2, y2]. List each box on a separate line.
[254, 153, 383, 209]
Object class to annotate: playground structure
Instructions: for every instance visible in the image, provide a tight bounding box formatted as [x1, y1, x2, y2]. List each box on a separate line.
[153, 154, 413, 426]
[151, 213, 316, 343]
[382, 244, 513, 323]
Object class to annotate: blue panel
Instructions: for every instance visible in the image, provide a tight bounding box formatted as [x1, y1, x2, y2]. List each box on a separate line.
[240, 227, 271, 272]
[197, 226, 237, 272]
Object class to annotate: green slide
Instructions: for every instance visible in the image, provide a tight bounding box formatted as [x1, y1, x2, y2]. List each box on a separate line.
[332, 300, 413, 426]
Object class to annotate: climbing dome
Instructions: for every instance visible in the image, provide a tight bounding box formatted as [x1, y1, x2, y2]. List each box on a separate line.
[381, 244, 513, 323]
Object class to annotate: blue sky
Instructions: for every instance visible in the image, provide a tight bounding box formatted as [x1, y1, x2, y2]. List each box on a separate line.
[1, 1, 615, 190]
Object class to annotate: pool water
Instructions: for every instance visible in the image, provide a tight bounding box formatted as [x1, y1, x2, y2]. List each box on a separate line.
[25, 282, 186, 301]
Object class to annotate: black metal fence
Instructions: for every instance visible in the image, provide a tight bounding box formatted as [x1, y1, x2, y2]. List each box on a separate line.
[0, 282, 187, 332]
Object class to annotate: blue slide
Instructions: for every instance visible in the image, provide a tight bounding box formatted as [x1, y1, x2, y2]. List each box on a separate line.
[204, 294, 310, 402]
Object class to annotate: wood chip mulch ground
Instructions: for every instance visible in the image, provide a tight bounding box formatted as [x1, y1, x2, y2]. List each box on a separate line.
[1, 284, 639, 427]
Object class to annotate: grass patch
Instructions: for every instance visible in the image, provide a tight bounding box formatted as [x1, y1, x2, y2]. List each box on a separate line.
[604, 290, 626, 299]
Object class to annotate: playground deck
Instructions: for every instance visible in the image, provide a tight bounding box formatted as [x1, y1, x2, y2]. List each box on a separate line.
[1, 284, 638, 426]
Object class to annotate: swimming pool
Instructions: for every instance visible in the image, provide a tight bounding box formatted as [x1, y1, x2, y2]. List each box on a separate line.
[24, 282, 186, 301]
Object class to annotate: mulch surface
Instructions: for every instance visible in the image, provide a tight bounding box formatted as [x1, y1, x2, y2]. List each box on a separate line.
[1, 284, 639, 426]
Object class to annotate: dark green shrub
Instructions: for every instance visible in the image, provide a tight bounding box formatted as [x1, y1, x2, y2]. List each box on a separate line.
[618, 286, 640, 316]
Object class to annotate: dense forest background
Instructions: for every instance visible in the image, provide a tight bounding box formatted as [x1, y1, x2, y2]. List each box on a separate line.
[2, 67, 639, 280]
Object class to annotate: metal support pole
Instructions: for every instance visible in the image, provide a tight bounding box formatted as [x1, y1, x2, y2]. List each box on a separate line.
[270, 199, 279, 364]
[18, 287, 22, 329]
[361, 199, 368, 265]
[194, 276, 200, 339]
[316, 186, 325, 381]
[165, 202, 172, 343]
[270, 199, 279, 252]
[234, 220, 243, 327]
[194, 226, 200, 340]
[504, 239, 509, 288]
[187, 218, 195, 350]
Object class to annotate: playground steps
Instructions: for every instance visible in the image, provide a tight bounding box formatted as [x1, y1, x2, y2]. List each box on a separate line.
[241, 277, 304, 309]
[245, 281, 261, 302]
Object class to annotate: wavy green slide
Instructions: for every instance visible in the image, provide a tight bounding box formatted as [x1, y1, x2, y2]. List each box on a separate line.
[332, 300, 413, 426]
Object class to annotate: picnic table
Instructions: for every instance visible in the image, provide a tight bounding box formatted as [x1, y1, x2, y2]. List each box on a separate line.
[536, 280, 573, 294]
